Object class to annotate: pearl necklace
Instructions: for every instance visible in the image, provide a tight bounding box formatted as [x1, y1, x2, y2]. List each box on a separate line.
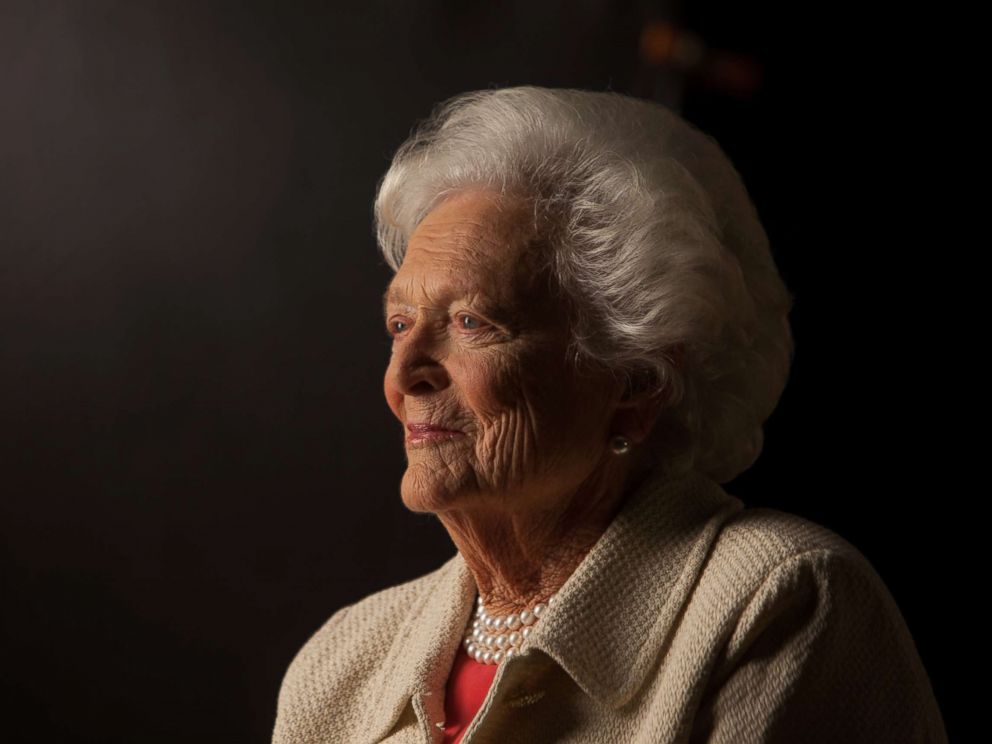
[462, 593, 556, 665]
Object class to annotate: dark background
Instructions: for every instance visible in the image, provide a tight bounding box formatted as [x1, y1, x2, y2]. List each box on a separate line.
[0, 1, 954, 742]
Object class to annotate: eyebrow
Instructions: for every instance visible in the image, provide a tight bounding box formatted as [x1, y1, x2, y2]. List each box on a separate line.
[382, 286, 418, 318]
[382, 285, 493, 317]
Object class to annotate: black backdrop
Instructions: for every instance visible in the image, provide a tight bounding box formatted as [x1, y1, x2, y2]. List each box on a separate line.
[0, 2, 955, 742]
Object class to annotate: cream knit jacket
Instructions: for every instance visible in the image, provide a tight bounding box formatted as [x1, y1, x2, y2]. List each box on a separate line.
[272, 469, 948, 743]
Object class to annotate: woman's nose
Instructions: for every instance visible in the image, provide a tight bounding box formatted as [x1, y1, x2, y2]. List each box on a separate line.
[389, 327, 450, 396]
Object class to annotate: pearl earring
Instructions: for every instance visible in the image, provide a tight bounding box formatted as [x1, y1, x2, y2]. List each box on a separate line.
[610, 434, 631, 455]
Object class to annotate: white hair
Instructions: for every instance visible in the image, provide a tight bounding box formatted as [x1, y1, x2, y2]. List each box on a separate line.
[374, 86, 795, 484]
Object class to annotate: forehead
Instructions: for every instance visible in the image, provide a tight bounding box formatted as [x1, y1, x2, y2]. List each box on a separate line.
[385, 190, 545, 305]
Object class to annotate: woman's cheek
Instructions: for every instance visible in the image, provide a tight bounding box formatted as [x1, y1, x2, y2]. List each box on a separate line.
[455, 355, 523, 479]
[457, 352, 508, 415]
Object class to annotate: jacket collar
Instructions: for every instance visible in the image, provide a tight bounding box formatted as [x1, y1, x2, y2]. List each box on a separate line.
[524, 468, 744, 706]
[364, 468, 744, 740]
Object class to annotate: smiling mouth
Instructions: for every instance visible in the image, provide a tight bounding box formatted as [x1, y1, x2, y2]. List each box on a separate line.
[406, 430, 465, 446]
[405, 423, 465, 446]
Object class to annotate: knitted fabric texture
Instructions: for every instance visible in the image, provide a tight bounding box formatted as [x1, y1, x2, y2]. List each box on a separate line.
[272, 469, 948, 743]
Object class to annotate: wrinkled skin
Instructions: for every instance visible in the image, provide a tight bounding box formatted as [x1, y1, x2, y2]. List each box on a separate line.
[382, 189, 665, 614]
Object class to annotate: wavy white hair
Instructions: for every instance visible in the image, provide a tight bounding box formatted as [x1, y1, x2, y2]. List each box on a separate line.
[373, 86, 795, 484]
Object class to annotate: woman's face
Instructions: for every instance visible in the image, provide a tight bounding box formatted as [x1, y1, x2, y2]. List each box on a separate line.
[382, 189, 624, 515]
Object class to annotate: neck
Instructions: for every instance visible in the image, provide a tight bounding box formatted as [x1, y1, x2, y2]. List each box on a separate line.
[437, 457, 651, 617]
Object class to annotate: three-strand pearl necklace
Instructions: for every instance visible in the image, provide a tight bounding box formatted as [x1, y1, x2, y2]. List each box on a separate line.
[462, 593, 556, 665]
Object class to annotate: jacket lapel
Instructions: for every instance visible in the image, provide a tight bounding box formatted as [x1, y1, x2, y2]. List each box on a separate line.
[362, 548, 477, 742]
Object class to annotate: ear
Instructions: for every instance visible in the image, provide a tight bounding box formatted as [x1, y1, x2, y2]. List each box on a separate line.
[610, 347, 683, 444]
[610, 386, 668, 445]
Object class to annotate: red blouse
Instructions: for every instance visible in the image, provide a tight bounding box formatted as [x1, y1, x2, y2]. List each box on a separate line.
[440, 645, 498, 744]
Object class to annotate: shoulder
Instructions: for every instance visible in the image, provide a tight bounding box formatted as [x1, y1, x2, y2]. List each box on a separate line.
[273, 555, 456, 739]
[702, 504, 879, 599]
[690, 506, 948, 741]
[281, 556, 453, 681]
[694, 503, 923, 674]
[709, 507, 900, 654]
[306, 557, 450, 647]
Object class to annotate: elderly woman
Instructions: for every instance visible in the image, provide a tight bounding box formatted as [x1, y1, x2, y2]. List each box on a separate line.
[272, 86, 947, 744]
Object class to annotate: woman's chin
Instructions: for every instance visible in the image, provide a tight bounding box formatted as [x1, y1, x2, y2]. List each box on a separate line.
[399, 466, 469, 514]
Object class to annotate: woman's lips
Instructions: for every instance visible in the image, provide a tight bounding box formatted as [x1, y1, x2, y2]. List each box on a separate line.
[406, 423, 464, 445]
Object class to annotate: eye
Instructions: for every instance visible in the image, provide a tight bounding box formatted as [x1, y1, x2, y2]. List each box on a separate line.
[386, 318, 409, 336]
[457, 314, 486, 331]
